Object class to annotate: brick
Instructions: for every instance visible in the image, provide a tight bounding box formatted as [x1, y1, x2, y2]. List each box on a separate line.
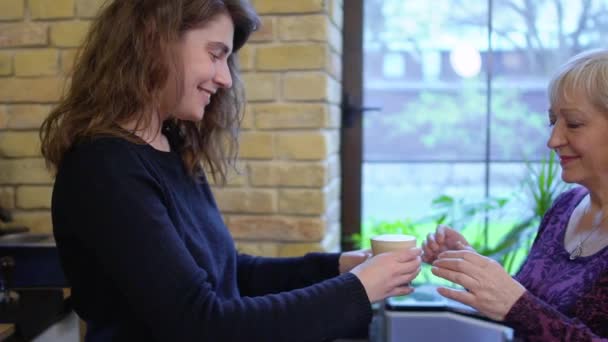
[0, 106, 7, 129]
[60, 49, 78, 74]
[327, 155, 339, 180]
[208, 163, 248, 187]
[250, 17, 274, 42]
[328, 76, 341, 104]
[0, 23, 48, 48]
[237, 45, 254, 71]
[241, 105, 254, 130]
[322, 222, 340, 252]
[227, 215, 325, 241]
[76, 0, 105, 18]
[0, 0, 24, 20]
[15, 49, 59, 76]
[328, 22, 342, 54]
[254, 103, 330, 129]
[276, 132, 329, 160]
[252, 0, 324, 14]
[279, 15, 327, 41]
[278, 242, 324, 257]
[30, 0, 75, 19]
[328, 0, 343, 29]
[242, 73, 277, 102]
[234, 241, 279, 257]
[16, 185, 52, 209]
[327, 200, 339, 224]
[248, 161, 327, 187]
[225, 170, 248, 186]
[0, 158, 52, 184]
[213, 188, 276, 214]
[0, 77, 64, 103]
[0, 187, 15, 209]
[328, 104, 340, 128]
[328, 51, 341, 81]
[283, 72, 329, 101]
[327, 130, 339, 154]
[0, 52, 12, 76]
[279, 188, 326, 215]
[11, 211, 52, 233]
[50, 21, 90, 47]
[326, 178, 340, 205]
[0, 131, 41, 157]
[7, 105, 50, 129]
[239, 132, 274, 159]
[256, 44, 327, 71]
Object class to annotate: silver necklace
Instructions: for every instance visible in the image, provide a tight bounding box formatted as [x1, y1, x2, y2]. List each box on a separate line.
[569, 210, 606, 260]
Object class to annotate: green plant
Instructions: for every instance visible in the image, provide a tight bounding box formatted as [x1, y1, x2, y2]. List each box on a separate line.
[490, 151, 569, 271]
[426, 151, 567, 274]
[354, 151, 567, 284]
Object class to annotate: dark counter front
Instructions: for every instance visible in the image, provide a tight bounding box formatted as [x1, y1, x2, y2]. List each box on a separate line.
[0, 233, 72, 341]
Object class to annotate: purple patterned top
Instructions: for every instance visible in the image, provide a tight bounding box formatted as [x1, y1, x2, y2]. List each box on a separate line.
[505, 187, 608, 341]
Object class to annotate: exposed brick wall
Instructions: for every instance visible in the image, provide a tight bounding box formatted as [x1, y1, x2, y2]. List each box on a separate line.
[0, 0, 344, 257]
[0, 0, 97, 233]
[224, 0, 344, 256]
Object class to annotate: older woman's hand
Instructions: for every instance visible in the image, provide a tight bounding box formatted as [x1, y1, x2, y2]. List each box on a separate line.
[431, 250, 526, 321]
[421, 225, 474, 264]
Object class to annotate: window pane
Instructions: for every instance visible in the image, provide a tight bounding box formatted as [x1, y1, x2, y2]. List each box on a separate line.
[489, 0, 608, 161]
[363, 163, 486, 222]
[360, 0, 607, 253]
[363, 0, 489, 162]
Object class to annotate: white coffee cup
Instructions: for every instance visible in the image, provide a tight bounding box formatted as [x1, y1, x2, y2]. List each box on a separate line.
[370, 234, 417, 255]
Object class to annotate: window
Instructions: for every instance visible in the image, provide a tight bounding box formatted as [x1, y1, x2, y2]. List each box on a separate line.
[341, 0, 608, 258]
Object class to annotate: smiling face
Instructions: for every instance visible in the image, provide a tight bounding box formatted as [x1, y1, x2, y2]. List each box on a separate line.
[547, 90, 608, 188]
[163, 13, 234, 122]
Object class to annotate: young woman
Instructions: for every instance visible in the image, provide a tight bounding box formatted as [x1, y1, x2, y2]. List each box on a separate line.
[40, 1, 422, 341]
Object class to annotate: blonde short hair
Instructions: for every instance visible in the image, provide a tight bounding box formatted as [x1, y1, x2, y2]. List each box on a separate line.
[548, 48, 608, 113]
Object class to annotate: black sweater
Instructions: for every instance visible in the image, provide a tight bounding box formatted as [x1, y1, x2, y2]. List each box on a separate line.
[51, 136, 372, 342]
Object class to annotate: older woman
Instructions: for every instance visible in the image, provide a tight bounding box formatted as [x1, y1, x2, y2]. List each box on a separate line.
[423, 49, 608, 341]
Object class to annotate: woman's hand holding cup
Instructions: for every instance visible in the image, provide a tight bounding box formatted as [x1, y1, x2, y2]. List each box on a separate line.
[350, 234, 422, 303]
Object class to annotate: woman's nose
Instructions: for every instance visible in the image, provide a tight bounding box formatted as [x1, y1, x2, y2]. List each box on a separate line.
[546, 124, 566, 150]
[214, 61, 233, 89]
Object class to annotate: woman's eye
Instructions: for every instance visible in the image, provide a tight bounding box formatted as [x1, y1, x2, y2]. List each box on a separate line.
[567, 123, 581, 129]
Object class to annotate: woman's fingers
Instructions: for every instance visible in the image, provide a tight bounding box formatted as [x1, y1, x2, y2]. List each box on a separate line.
[387, 285, 415, 298]
[431, 265, 478, 290]
[394, 248, 423, 262]
[436, 287, 475, 307]
[436, 225, 447, 245]
[428, 232, 439, 251]
[394, 267, 421, 284]
[433, 256, 478, 275]
[421, 249, 433, 263]
[437, 250, 487, 267]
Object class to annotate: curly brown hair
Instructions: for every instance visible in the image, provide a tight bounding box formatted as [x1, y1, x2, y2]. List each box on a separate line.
[40, 0, 259, 183]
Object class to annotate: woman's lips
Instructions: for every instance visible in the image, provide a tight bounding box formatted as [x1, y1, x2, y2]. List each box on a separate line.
[560, 156, 579, 165]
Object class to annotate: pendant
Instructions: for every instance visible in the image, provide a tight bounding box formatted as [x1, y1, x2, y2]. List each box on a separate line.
[569, 243, 583, 260]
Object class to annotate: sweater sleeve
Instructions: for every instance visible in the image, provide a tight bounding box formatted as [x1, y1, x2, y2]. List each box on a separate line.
[236, 253, 341, 296]
[505, 273, 608, 341]
[58, 142, 372, 342]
